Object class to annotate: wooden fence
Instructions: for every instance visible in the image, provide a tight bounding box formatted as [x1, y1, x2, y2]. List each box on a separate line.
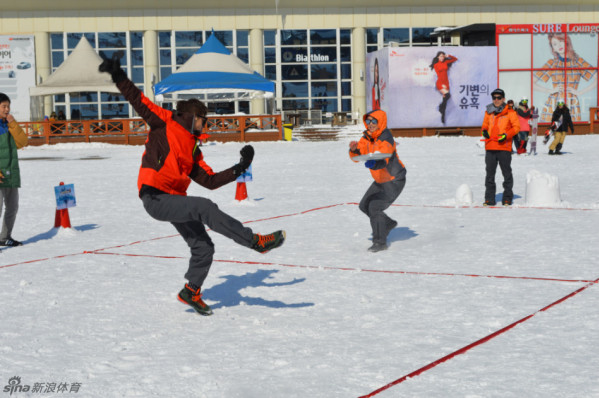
[19, 114, 283, 146]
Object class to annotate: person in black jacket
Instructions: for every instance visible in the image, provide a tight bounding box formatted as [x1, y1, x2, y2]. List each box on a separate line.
[548, 101, 574, 155]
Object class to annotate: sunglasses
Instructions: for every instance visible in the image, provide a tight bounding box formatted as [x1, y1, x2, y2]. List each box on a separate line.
[492, 96, 503, 100]
[365, 119, 378, 125]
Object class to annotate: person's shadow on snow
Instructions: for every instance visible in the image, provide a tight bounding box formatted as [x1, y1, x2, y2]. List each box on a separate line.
[203, 269, 314, 310]
[387, 226, 418, 243]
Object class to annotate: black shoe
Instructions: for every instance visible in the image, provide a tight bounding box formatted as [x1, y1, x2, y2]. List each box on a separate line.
[0, 238, 23, 247]
[251, 230, 286, 253]
[548, 150, 555, 155]
[386, 219, 398, 235]
[502, 200, 512, 206]
[178, 284, 213, 316]
[483, 200, 496, 206]
[368, 242, 388, 252]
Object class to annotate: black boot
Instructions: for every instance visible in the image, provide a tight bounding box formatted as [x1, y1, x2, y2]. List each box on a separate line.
[548, 149, 555, 155]
[555, 143, 563, 155]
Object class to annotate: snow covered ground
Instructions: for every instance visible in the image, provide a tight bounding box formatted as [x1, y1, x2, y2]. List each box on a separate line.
[1, 132, 598, 397]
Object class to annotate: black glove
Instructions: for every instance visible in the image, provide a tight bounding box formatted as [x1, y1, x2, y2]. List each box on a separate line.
[481, 130, 489, 139]
[232, 145, 254, 176]
[498, 133, 507, 143]
[99, 54, 127, 84]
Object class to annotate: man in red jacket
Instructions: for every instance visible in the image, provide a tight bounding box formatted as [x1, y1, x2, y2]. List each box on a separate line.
[481, 88, 520, 206]
[100, 57, 285, 316]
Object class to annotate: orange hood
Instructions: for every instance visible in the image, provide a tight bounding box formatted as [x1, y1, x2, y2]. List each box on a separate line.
[363, 109, 388, 140]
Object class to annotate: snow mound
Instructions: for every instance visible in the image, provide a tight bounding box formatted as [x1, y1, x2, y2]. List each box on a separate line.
[525, 170, 561, 207]
[455, 183, 473, 206]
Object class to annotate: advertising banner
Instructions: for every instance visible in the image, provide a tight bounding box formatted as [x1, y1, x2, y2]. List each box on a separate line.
[366, 47, 497, 129]
[0, 35, 35, 121]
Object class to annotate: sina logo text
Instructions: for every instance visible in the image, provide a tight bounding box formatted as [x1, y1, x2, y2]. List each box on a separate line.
[3, 377, 30, 395]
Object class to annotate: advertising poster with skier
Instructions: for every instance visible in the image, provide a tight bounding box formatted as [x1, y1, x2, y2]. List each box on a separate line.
[0, 35, 35, 121]
[366, 47, 497, 129]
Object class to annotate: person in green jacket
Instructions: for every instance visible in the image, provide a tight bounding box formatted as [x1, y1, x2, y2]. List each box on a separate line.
[0, 92, 28, 247]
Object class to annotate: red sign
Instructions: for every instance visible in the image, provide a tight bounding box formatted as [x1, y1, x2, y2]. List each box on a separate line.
[497, 23, 599, 34]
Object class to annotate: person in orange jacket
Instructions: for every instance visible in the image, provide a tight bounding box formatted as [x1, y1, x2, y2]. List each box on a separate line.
[349, 109, 407, 252]
[481, 88, 520, 206]
[99, 55, 285, 316]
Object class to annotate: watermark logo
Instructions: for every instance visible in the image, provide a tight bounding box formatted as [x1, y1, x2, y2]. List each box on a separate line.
[3, 377, 82, 395]
[3, 377, 28, 396]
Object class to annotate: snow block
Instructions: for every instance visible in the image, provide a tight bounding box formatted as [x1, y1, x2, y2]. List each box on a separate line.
[455, 183, 473, 205]
[525, 170, 561, 206]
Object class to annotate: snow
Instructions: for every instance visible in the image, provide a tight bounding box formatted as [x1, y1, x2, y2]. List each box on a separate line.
[1, 132, 599, 397]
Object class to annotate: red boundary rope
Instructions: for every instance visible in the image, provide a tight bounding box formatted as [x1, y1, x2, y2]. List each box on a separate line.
[357, 277, 599, 398]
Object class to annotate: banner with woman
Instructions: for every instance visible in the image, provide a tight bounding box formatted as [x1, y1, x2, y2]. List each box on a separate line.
[366, 47, 497, 129]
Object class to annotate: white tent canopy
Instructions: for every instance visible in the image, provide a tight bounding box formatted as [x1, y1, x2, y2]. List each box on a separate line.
[29, 37, 120, 97]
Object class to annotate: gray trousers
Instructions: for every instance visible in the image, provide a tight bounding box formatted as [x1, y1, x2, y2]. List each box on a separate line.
[141, 192, 254, 287]
[359, 178, 406, 245]
[0, 188, 19, 241]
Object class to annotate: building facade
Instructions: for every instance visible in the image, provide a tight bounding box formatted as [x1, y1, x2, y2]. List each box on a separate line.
[1, 1, 598, 122]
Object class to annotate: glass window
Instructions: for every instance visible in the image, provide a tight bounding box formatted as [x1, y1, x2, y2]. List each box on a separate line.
[311, 64, 337, 80]
[131, 50, 144, 67]
[236, 30, 249, 47]
[175, 49, 195, 66]
[159, 49, 172, 65]
[310, 29, 336, 45]
[340, 47, 351, 62]
[283, 99, 309, 110]
[101, 103, 129, 119]
[412, 27, 435, 44]
[312, 96, 336, 112]
[340, 29, 351, 45]
[264, 65, 277, 80]
[52, 52, 64, 69]
[264, 30, 276, 46]
[383, 28, 409, 45]
[98, 32, 126, 48]
[281, 30, 307, 46]
[236, 48, 249, 64]
[366, 28, 378, 45]
[264, 48, 276, 64]
[282, 82, 309, 98]
[70, 92, 98, 103]
[281, 47, 307, 63]
[341, 64, 352, 79]
[312, 81, 337, 97]
[341, 81, 352, 96]
[341, 98, 352, 112]
[367, 46, 378, 54]
[131, 32, 143, 48]
[51, 33, 63, 50]
[67, 32, 94, 48]
[499, 71, 531, 106]
[213, 31, 233, 47]
[131, 68, 144, 84]
[175, 31, 203, 47]
[282, 65, 308, 80]
[310, 47, 337, 63]
[159, 32, 171, 47]
[160, 67, 172, 80]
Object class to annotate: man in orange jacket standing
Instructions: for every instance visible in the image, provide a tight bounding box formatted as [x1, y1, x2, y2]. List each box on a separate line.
[481, 88, 520, 206]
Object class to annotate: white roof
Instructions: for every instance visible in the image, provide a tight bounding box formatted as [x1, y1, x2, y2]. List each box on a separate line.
[29, 37, 120, 96]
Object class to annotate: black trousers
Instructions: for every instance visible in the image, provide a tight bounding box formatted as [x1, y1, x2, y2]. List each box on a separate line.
[485, 150, 513, 203]
[141, 192, 254, 287]
[359, 178, 406, 245]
